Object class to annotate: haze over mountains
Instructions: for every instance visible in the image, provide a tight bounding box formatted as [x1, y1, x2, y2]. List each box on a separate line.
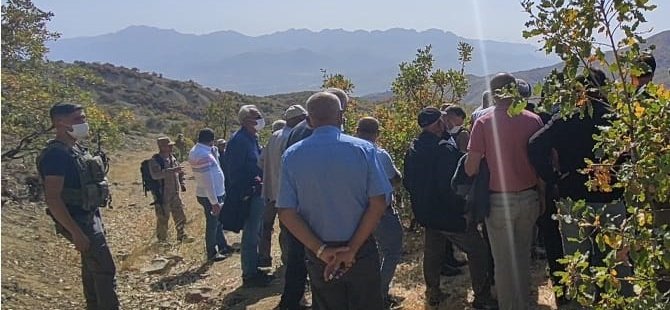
[48, 26, 560, 96]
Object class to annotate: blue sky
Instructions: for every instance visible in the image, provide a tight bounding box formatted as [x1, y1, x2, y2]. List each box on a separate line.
[34, 0, 670, 43]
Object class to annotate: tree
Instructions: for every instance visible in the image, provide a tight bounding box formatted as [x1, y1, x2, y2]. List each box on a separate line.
[203, 95, 238, 139]
[523, 0, 669, 308]
[1, 0, 58, 66]
[1, 0, 126, 161]
[374, 43, 473, 227]
[379, 43, 473, 169]
[321, 69, 360, 133]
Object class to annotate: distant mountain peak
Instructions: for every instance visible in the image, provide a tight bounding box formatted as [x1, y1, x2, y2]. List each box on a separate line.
[47, 25, 568, 95]
[117, 25, 179, 34]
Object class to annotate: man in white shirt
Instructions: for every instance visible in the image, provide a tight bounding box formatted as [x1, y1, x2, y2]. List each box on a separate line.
[189, 128, 231, 261]
[258, 105, 307, 267]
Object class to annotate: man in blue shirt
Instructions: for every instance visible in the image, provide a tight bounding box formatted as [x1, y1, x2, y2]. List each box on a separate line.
[355, 116, 404, 308]
[223, 104, 274, 287]
[278, 92, 391, 309]
[277, 87, 350, 310]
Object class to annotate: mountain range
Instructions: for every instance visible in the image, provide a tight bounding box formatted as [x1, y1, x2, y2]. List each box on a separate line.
[48, 26, 560, 96]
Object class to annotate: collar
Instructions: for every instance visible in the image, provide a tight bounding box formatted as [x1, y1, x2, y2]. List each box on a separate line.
[239, 127, 258, 139]
[418, 130, 441, 142]
[493, 103, 511, 111]
[312, 125, 341, 136]
[196, 143, 214, 150]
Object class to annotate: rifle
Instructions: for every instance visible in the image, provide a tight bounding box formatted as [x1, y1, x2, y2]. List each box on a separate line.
[95, 132, 111, 174]
[94, 132, 113, 208]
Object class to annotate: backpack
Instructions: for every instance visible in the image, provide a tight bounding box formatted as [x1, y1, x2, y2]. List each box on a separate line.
[140, 154, 165, 205]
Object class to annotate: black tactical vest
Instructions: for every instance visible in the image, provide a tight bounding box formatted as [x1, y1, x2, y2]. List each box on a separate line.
[37, 140, 110, 212]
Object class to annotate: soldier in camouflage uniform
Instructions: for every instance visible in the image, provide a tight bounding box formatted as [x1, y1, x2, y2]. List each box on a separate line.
[149, 137, 194, 243]
[175, 133, 188, 162]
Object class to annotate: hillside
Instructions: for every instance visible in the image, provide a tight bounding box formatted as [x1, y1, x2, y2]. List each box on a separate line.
[47, 27, 559, 95]
[63, 61, 314, 135]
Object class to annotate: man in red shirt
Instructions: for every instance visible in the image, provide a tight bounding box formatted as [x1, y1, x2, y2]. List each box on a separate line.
[465, 73, 543, 310]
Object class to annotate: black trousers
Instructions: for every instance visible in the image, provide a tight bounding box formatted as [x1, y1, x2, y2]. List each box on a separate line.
[278, 224, 308, 309]
[424, 227, 494, 303]
[58, 210, 119, 310]
[305, 239, 384, 310]
[536, 189, 565, 286]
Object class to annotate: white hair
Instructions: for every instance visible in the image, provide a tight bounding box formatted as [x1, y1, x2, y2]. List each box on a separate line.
[238, 105, 259, 123]
[325, 88, 349, 111]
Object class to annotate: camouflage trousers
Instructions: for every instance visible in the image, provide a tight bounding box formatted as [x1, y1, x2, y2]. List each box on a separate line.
[155, 194, 187, 241]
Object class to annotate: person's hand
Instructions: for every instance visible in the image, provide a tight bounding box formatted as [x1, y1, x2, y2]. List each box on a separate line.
[323, 248, 357, 281]
[210, 203, 221, 216]
[317, 246, 349, 264]
[72, 230, 90, 253]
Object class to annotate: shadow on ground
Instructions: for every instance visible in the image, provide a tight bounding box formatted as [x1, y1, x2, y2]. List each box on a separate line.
[150, 261, 214, 292]
[217, 277, 283, 310]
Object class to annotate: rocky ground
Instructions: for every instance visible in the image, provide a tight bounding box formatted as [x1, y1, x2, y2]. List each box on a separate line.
[1, 136, 558, 309]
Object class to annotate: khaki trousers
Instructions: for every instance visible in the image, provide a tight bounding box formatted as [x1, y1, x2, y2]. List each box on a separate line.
[486, 189, 540, 310]
[155, 194, 187, 241]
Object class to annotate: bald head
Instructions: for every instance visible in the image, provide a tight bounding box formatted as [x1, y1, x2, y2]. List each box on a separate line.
[306, 92, 342, 128]
[325, 87, 349, 111]
[490, 72, 517, 104]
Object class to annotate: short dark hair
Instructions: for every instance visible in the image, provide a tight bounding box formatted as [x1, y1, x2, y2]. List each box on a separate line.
[586, 68, 607, 87]
[356, 117, 380, 135]
[444, 105, 466, 119]
[49, 102, 83, 120]
[577, 68, 608, 89]
[637, 53, 656, 77]
[197, 128, 215, 144]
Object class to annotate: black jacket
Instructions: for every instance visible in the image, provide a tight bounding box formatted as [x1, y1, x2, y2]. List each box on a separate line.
[403, 131, 467, 232]
[452, 155, 491, 224]
[528, 100, 623, 203]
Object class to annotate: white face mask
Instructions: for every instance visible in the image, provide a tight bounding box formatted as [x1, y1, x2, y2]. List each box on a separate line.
[254, 118, 266, 131]
[448, 125, 462, 134]
[67, 122, 90, 140]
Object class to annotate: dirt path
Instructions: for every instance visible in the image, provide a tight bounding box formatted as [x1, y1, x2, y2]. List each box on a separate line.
[1, 139, 558, 309]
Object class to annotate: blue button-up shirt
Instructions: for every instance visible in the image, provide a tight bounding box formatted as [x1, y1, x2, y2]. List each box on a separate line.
[277, 126, 392, 242]
[223, 128, 262, 196]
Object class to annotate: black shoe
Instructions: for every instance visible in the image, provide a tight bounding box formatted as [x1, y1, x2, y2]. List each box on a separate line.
[208, 252, 227, 262]
[276, 303, 311, 310]
[556, 295, 570, 306]
[425, 290, 445, 308]
[472, 299, 499, 310]
[258, 257, 273, 268]
[219, 245, 239, 255]
[243, 273, 275, 288]
[440, 263, 463, 277]
[385, 294, 404, 309]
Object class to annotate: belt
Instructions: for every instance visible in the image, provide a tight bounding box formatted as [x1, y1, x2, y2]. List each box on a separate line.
[490, 185, 537, 194]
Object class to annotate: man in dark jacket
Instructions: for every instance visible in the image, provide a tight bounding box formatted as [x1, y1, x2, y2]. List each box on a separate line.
[223, 105, 274, 287]
[528, 69, 632, 297]
[404, 107, 496, 309]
